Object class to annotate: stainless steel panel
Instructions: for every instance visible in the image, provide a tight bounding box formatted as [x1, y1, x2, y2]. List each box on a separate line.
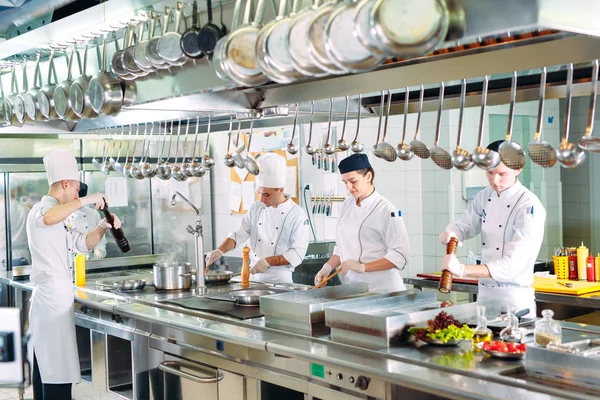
[75, 326, 92, 383]
[161, 354, 219, 400]
[217, 370, 244, 400]
[106, 335, 134, 399]
[91, 330, 107, 391]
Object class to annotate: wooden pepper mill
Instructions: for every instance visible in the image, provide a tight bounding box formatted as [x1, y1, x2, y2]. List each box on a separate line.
[241, 246, 251, 288]
[439, 237, 459, 293]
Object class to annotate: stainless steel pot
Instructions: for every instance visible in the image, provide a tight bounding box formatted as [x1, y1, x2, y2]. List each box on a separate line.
[153, 262, 193, 290]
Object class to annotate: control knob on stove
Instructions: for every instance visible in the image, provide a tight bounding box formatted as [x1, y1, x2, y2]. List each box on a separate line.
[355, 375, 370, 391]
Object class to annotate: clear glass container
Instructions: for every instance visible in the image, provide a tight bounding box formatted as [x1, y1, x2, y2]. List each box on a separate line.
[500, 305, 524, 343]
[534, 309, 562, 347]
[472, 305, 493, 349]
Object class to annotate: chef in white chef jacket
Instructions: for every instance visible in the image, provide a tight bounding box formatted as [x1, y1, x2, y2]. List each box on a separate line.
[315, 154, 411, 293]
[27, 149, 122, 400]
[66, 182, 107, 259]
[205, 153, 309, 283]
[440, 140, 546, 318]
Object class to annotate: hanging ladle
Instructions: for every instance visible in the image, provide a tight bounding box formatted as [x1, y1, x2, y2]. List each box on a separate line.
[156, 121, 169, 173]
[287, 103, 299, 155]
[180, 119, 191, 176]
[397, 87, 414, 161]
[120, 125, 134, 177]
[232, 121, 245, 169]
[351, 94, 364, 153]
[323, 98, 335, 155]
[157, 121, 175, 180]
[452, 79, 474, 170]
[224, 114, 236, 167]
[132, 123, 148, 180]
[337, 96, 349, 151]
[91, 130, 103, 169]
[409, 85, 430, 159]
[106, 128, 117, 171]
[430, 82, 453, 170]
[527, 67, 557, 168]
[171, 120, 189, 181]
[142, 122, 158, 178]
[124, 124, 140, 178]
[188, 116, 206, 177]
[578, 59, 600, 152]
[112, 125, 126, 175]
[100, 132, 112, 175]
[557, 63, 586, 168]
[376, 89, 397, 162]
[201, 115, 215, 169]
[305, 101, 317, 155]
[244, 119, 260, 175]
[499, 71, 526, 170]
[472, 76, 501, 170]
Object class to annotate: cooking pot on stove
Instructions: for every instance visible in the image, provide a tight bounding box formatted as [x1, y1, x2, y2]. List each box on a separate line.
[153, 262, 193, 290]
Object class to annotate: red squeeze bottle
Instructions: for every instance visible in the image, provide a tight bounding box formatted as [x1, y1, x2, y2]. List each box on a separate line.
[439, 237, 459, 294]
[586, 255, 596, 283]
[568, 253, 578, 280]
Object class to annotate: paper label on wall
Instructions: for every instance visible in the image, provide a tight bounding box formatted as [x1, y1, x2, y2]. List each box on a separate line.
[104, 177, 128, 208]
[285, 166, 297, 198]
[234, 166, 249, 182]
[242, 181, 255, 211]
[229, 181, 242, 212]
[248, 132, 265, 152]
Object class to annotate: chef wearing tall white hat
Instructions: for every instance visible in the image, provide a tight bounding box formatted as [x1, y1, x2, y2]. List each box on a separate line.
[206, 153, 309, 283]
[27, 149, 122, 400]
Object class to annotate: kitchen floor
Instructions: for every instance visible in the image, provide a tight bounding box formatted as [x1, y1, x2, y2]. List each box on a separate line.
[0, 383, 110, 400]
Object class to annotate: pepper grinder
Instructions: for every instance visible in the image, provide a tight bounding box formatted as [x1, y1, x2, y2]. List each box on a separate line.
[101, 205, 130, 253]
[439, 237, 458, 293]
[241, 246, 250, 288]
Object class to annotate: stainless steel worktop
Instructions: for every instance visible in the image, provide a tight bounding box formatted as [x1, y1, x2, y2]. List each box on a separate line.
[2, 270, 599, 400]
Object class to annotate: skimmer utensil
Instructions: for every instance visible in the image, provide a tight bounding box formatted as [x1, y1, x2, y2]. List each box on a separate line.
[578, 59, 600, 152]
[232, 121, 246, 168]
[499, 71, 526, 170]
[224, 115, 236, 167]
[430, 82, 453, 169]
[409, 85, 430, 159]
[473, 75, 501, 170]
[201, 115, 216, 169]
[244, 119, 260, 175]
[557, 63, 586, 168]
[527, 67, 557, 167]
[287, 103, 299, 155]
[305, 101, 317, 155]
[452, 79, 474, 170]
[337, 96, 350, 150]
[323, 98, 335, 155]
[351, 94, 364, 153]
[372, 91, 385, 158]
[377, 89, 397, 162]
[397, 87, 414, 160]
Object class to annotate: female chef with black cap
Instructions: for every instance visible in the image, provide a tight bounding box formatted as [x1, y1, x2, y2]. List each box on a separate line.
[314, 154, 411, 293]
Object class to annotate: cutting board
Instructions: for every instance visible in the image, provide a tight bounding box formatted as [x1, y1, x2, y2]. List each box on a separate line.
[532, 277, 600, 295]
[416, 272, 479, 285]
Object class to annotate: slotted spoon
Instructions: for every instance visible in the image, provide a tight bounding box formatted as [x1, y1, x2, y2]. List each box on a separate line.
[499, 71, 526, 170]
[376, 89, 397, 162]
[473, 75, 501, 170]
[527, 67, 557, 167]
[452, 79, 474, 170]
[397, 87, 414, 161]
[430, 82, 453, 170]
[410, 85, 429, 159]
[578, 59, 600, 152]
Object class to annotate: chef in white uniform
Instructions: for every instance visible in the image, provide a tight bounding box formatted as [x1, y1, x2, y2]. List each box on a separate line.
[440, 140, 546, 318]
[66, 182, 107, 259]
[27, 149, 122, 400]
[315, 154, 411, 293]
[205, 153, 309, 283]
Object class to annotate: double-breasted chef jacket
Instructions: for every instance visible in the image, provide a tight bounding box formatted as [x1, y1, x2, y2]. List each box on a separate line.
[228, 196, 310, 283]
[446, 180, 546, 317]
[27, 195, 90, 384]
[334, 190, 411, 293]
[66, 206, 106, 258]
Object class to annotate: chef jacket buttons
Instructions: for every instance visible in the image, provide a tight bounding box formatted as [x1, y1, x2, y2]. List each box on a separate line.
[271, 242, 273, 245]
[507, 205, 510, 208]
[276, 227, 279, 230]
[483, 243, 485, 246]
[496, 247, 500, 250]
[488, 199, 491, 202]
[258, 239, 261, 242]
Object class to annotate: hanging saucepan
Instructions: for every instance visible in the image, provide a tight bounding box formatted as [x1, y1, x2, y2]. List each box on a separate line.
[223, 0, 270, 87]
[23, 55, 46, 122]
[325, 0, 384, 73]
[211, 0, 244, 82]
[7, 65, 25, 126]
[256, 0, 290, 83]
[219, 0, 227, 35]
[37, 48, 60, 120]
[69, 41, 98, 119]
[158, 2, 189, 67]
[146, 7, 172, 70]
[54, 45, 81, 121]
[181, 1, 204, 59]
[134, 12, 158, 73]
[88, 33, 124, 116]
[0, 70, 8, 124]
[111, 27, 132, 79]
[288, 0, 326, 77]
[198, 0, 224, 56]
[369, 0, 451, 58]
[17, 59, 35, 124]
[352, 0, 388, 57]
[307, 1, 345, 75]
[122, 20, 148, 78]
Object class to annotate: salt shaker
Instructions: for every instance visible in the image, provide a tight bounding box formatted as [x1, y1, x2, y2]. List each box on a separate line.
[534, 309, 562, 347]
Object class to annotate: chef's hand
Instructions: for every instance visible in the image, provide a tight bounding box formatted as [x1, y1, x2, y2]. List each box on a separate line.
[98, 214, 121, 230]
[339, 259, 366, 275]
[439, 230, 462, 246]
[205, 249, 223, 267]
[93, 249, 105, 259]
[441, 254, 465, 277]
[250, 258, 270, 274]
[80, 193, 108, 210]
[314, 263, 332, 285]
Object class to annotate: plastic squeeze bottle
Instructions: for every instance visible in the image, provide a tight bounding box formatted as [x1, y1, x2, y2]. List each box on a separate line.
[596, 253, 600, 283]
[75, 253, 86, 286]
[577, 242, 589, 281]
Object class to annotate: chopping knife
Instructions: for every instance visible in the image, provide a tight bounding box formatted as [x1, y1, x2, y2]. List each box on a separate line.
[557, 281, 573, 288]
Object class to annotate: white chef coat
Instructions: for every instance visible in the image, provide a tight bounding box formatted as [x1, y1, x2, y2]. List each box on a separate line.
[27, 196, 89, 384]
[334, 190, 411, 293]
[447, 180, 546, 317]
[66, 206, 106, 258]
[228, 196, 310, 283]
[0, 199, 31, 265]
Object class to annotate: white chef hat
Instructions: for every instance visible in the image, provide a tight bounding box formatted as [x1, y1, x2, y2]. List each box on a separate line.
[257, 153, 286, 189]
[43, 149, 80, 185]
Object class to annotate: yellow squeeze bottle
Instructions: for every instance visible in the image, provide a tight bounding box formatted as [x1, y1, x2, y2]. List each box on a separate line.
[596, 253, 600, 283]
[577, 242, 589, 281]
[75, 253, 86, 286]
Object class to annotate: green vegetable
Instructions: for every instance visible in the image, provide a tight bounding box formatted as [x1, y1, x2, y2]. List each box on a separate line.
[426, 324, 474, 343]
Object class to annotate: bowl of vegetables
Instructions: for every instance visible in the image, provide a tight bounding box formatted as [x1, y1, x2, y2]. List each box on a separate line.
[408, 311, 475, 346]
[479, 340, 526, 359]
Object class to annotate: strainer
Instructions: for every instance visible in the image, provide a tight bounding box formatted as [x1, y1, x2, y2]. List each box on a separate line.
[451, 79, 474, 170]
[350, 94, 364, 153]
[305, 101, 317, 155]
[286, 103, 299, 155]
[376, 89, 397, 162]
[473, 75, 501, 170]
[396, 87, 414, 161]
[430, 82, 453, 170]
[527, 67, 556, 168]
[578, 59, 600, 152]
[337, 95, 349, 150]
[499, 71, 526, 170]
[409, 85, 430, 159]
[557, 63, 586, 168]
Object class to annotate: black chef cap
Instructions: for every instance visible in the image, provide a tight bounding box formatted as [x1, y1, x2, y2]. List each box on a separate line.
[338, 154, 372, 174]
[486, 140, 504, 153]
[78, 182, 88, 198]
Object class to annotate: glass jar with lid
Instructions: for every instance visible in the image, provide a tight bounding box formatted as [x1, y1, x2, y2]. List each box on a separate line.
[534, 309, 562, 347]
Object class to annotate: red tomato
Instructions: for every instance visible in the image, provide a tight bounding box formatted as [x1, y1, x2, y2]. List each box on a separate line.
[496, 342, 508, 352]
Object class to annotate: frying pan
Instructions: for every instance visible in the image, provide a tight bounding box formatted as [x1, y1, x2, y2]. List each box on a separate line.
[16, 61, 32, 124]
[122, 21, 148, 77]
[211, 0, 244, 82]
[205, 270, 241, 284]
[111, 27, 132, 79]
[22, 55, 44, 122]
[180, 1, 204, 59]
[134, 12, 158, 72]
[88, 34, 124, 116]
[5, 65, 25, 126]
[158, 2, 189, 67]
[96, 278, 148, 292]
[198, 0, 224, 56]
[69, 42, 99, 119]
[54, 46, 81, 121]
[288, 0, 327, 77]
[352, 0, 388, 57]
[307, 0, 345, 75]
[229, 289, 276, 306]
[146, 7, 171, 70]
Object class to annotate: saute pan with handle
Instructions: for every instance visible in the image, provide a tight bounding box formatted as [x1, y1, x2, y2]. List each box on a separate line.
[88, 33, 123, 116]
[205, 270, 241, 284]
[197, 0, 224, 56]
[69, 41, 99, 119]
[180, 0, 204, 59]
[229, 289, 276, 306]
